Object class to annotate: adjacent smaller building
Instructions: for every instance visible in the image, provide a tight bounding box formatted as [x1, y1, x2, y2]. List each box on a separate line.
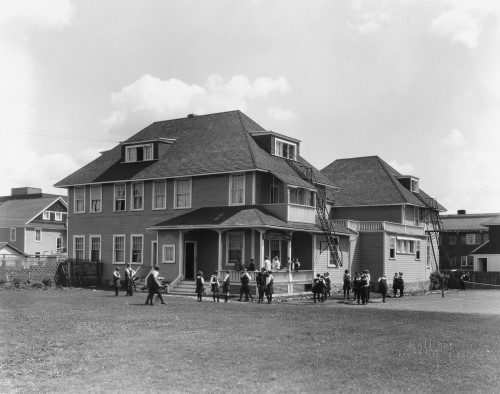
[0, 187, 68, 256]
[439, 210, 498, 271]
[470, 216, 500, 272]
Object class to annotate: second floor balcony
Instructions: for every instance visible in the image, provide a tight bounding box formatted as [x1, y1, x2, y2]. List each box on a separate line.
[331, 219, 426, 236]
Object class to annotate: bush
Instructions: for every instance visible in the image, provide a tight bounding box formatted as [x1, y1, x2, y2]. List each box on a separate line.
[12, 278, 22, 289]
[31, 282, 44, 289]
[42, 278, 54, 287]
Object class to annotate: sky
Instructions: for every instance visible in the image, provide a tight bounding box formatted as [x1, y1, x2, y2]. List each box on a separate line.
[0, 0, 499, 214]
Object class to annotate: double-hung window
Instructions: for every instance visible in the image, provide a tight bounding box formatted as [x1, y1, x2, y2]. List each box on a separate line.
[466, 234, 480, 245]
[10, 228, 16, 242]
[74, 187, 85, 213]
[389, 237, 396, 259]
[74, 236, 84, 260]
[416, 240, 421, 260]
[90, 185, 102, 213]
[275, 138, 297, 160]
[131, 235, 143, 264]
[131, 183, 144, 210]
[56, 237, 63, 253]
[125, 144, 153, 162]
[35, 228, 42, 242]
[162, 245, 175, 263]
[227, 232, 244, 265]
[229, 174, 245, 205]
[114, 184, 126, 211]
[90, 236, 101, 261]
[175, 179, 191, 209]
[43, 211, 51, 220]
[113, 235, 125, 264]
[55, 212, 63, 221]
[153, 181, 166, 209]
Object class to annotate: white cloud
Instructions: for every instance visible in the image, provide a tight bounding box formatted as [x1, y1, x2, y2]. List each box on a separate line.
[103, 74, 291, 136]
[269, 107, 298, 122]
[387, 160, 415, 175]
[0, 0, 74, 196]
[431, 8, 481, 48]
[348, 0, 393, 34]
[441, 128, 466, 146]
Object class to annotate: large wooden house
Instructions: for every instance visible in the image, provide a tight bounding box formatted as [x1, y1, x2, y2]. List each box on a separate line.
[55, 111, 355, 293]
[321, 156, 445, 290]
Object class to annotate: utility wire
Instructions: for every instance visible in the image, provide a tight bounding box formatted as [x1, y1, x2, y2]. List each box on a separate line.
[23, 127, 118, 143]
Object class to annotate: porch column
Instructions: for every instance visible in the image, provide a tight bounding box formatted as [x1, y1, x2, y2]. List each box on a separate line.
[287, 232, 294, 293]
[178, 230, 184, 279]
[217, 230, 223, 272]
[251, 230, 255, 261]
[258, 230, 265, 270]
[311, 233, 316, 274]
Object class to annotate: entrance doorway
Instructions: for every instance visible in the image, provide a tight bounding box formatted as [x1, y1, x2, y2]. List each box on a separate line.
[185, 241, 196, 280]
[478, 258, 487, 272]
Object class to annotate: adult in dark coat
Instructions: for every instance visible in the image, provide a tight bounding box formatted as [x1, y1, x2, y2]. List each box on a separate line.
[398, 272, 405, 297]
[392, 272, 399, 297]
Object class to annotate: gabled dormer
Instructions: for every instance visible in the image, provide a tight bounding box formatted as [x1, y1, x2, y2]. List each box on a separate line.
[396, 175, 419, 193]
[120, 137, 175, 163]
[249, 131, 300, 161]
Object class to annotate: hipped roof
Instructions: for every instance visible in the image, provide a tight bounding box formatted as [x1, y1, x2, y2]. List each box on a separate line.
[321, 156, 445, 210]
[55, 110, 335, 189]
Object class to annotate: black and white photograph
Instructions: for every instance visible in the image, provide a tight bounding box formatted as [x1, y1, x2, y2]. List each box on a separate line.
[1, 1, 499, 393]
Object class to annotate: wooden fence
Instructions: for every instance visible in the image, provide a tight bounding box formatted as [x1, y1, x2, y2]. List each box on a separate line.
[446, 271, 500, 289]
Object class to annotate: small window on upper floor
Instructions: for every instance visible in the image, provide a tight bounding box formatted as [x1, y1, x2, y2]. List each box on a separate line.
[410, 179, 419, 193]
[125, 144, 153, 162]
[43, 211, 51, 220]
[275, 138, 297, 160]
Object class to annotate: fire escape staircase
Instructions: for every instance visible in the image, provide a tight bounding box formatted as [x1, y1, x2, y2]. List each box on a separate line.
[286, 159, 342, 267]
[421, 197, 442, 272]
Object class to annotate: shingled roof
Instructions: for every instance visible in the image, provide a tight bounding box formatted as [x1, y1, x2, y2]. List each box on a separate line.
[440, 213, 500, 232]
[321, 156, 445, 209]
[55, 110, 335, 189]
[149, 205, 355, 235]
[0, 197, 66, 227]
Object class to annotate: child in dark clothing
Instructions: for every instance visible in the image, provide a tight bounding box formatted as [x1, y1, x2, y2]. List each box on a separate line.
[210, 270, 220, 302]
[196, 271, 204, 302]
[324, 272, 332, 299]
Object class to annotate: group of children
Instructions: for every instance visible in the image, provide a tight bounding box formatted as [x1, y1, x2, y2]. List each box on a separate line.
[311, 272, 332, 303]
[195, 268, 277, 303]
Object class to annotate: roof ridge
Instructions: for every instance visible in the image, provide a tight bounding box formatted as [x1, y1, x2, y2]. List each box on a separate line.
[238, 111, 258, 169]
[376, 156, 414, 205]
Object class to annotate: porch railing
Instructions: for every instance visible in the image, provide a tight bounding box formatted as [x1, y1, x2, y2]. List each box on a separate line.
[218, 269, 313, 284]
[332, 220, 425, 236]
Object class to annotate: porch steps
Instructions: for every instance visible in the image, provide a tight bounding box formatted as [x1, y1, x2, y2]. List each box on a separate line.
[169, 280, 197, 296]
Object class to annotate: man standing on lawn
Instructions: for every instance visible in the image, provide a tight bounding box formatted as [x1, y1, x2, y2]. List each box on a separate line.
[145, 266, 166, 306]
[125, 264, 136, 296]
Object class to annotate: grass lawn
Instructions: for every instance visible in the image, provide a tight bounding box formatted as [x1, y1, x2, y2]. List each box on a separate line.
[1, 289, 499, 393]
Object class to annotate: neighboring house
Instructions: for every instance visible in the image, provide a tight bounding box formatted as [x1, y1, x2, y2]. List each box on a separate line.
[439, 210, 497, 271]
[55, 111, 355, 291]
[0, 242, 27, 258]
[0, 187, 68, 256]
[321, 156, 445, 289]
[468, 215, 500, 272]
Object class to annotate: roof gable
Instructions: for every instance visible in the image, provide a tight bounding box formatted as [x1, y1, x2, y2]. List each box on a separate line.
[0, 197, 64, 227]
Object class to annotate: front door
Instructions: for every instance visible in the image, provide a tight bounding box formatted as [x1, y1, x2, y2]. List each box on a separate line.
[479, 258, 487, 272]
[185, 241, 196, 280]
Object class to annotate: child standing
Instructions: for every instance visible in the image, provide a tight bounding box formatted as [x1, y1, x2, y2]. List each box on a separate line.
[378, 275, 388, 303]
[266, 270, 274, 303]
[324, 272, 332, 299]
[222, 269, 231, 302]
[343, 269, 351, 300]
[210, 270, 220, 302]
[196, 271, 204, 302]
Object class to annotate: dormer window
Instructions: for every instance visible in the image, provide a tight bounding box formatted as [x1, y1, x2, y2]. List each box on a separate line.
[411, 179, 419, 193]
[275, 138, 296, 160]
[125, 144, 153, 162]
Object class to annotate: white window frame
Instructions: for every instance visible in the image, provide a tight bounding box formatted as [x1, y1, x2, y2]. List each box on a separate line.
[229, 173, 245, 206]
[410, 178, 419, 193]
[89, 235, 101, 261]
[43, 211, 51, 220]
[389, 236, 396, 259]
[152, 181, 167, 210]
[226, 231, 245, 266]
[162, 245, 176, 264]
[73, 235, 85, 260]
[174, 178, 192, 209]
[324, 238, 341, 268]
[10, 228, 16, 242]
[113, 235, 126, 264]
[114, 184, 126, 212]
[90, 185, 102, 213]
[416, 240, 421, 260]
[130, 234, 144, 264]
[55, 212, 63, 221]
[74, 187, 85, 213]
[274, 138, 297, 160]
[461, 256, 468, 266]
[125, 143, 154, 163]
[131, 182, 144, 211]
[396, 237, 417, 255]
[56, 237, 63, 253]
[35, 228, 42, 243]
[466, 234, 479, 245]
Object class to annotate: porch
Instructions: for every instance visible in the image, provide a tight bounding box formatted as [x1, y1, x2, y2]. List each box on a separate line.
[168, 269, 314, 296]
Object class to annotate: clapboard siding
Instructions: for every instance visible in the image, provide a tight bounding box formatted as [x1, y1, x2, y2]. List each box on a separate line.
[24, 228, 65, 255]
[291, 232, 313, 270]
[384, 233, 429, 283]
[355, 232, 384, 280]
[314, 234, 351, 283]
[157, 231, 180, 282]
[332, 205, 402, 223]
